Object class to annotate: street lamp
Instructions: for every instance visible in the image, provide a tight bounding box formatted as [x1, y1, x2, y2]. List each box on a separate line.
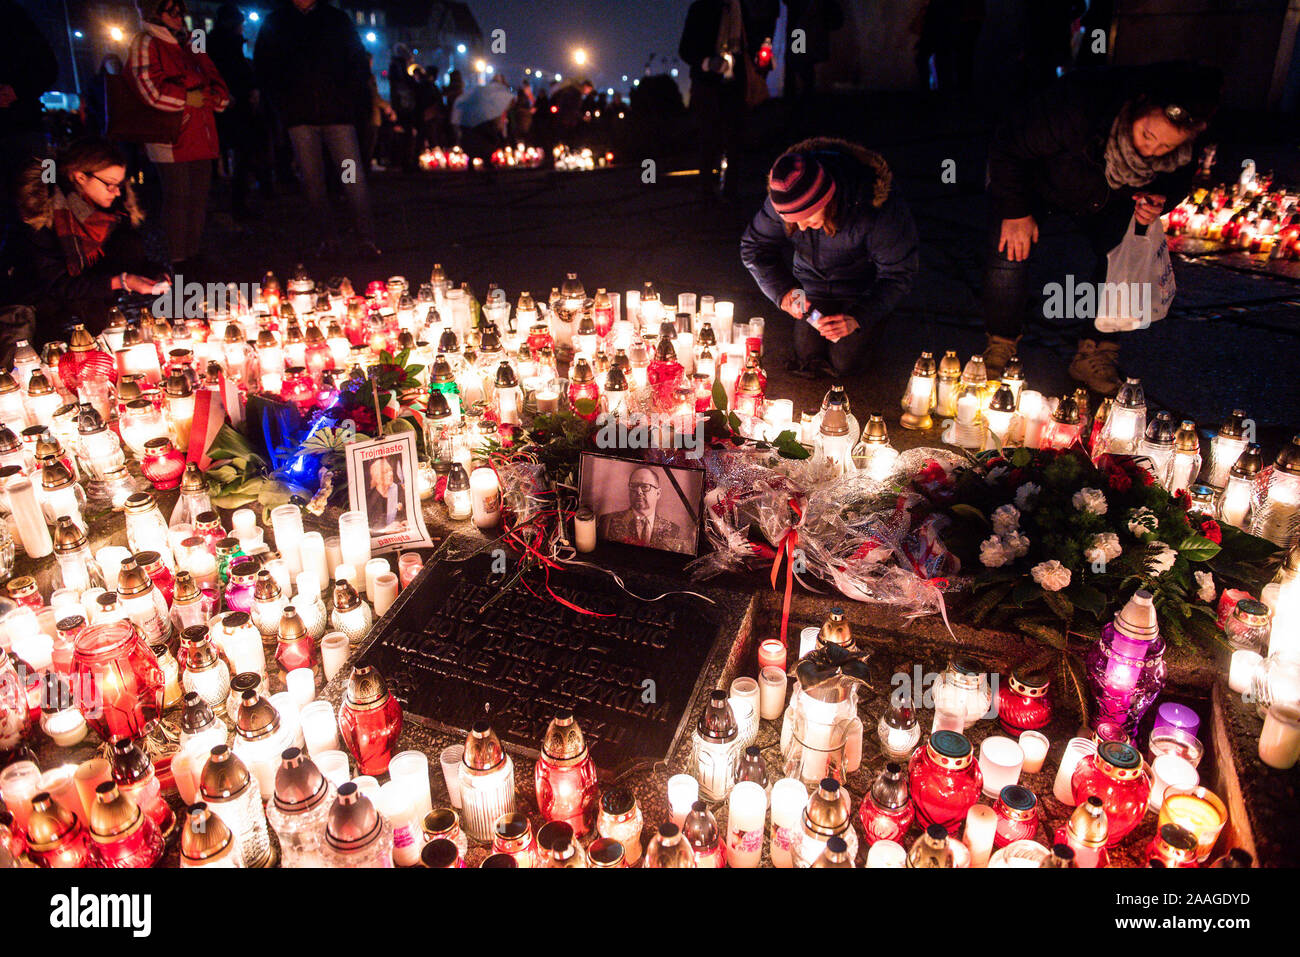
[457, 43, 467, 54]
[365, 31, 376, 43]
[573, 48, 587, 67]
[248, 12, 259, 22]
[109, 26, 124, 42]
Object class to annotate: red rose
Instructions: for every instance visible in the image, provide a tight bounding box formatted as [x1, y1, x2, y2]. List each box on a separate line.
[1199, 518, 1222, 544]
[1175, 488, 1192, 509]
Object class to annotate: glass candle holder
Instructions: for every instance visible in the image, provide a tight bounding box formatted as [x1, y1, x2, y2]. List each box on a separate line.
[458, 723, 515, 842]
[337, 511, 371, 580]
[1070, 740, 1150, 845]
[758, 665, 787, 721]
[909, 731, 982, 834]
[1259, 703, 1300, 770]
[1053, 737, 1098, 805]
[320, 631, 350, 683]
[992, 785, 1039, 848]
[1018, 730, 1050, 773]
[1147, 753, 1199, 813]
[534, 710, 598, 835]
[1147, 727, 1204, 769]
[859, 762, 913, 846]
[725, 781, 768, 868]
[978, 736, 1025, 798]
[1159, 785, 1226, 862]
[200, 745, 273, 868]
[72, 620, 164, 741]
[337, 666, 403, 776]
[86, 780, 164, 868]
[423, 808, 468, 864]
[768, 777, 806, 869]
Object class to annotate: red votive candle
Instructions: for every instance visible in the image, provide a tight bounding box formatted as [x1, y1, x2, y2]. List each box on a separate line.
[758, 639, 786, 673]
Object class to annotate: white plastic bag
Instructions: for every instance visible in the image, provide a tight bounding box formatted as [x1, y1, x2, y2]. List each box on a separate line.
[1096, 214, 1176, 332]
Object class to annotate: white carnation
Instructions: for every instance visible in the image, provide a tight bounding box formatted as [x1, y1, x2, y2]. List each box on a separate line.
[1005, 529, 1031, 557]
[1195, 570, 1217, 604]
[980, 535, 1012, 568]
[992, 504, 1020, 538]
[1072, 487, 1108, 516]
[1084, 532, 1123, 565]
[1147, 542, 1178, 576]
[1014, 483, 1041, 511]
[1031, 560, 1072, 592]
[1128, 507, 1158, 538]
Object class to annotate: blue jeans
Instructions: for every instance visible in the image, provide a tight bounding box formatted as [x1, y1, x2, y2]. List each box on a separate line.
[287, 124, 375, 243]
[982, 201, 1134, 340]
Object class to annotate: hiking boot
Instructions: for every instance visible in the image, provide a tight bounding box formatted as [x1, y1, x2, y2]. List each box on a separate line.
[982, 334, 1020, 379]
[1069, 339, 1123, 395]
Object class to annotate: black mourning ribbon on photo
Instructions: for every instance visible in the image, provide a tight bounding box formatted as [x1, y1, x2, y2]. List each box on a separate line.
[657, 465, 700, 527]
[792, 642, 873, 691]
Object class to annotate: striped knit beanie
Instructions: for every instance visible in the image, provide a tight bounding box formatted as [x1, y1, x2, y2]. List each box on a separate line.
[768, 151, 836, 221]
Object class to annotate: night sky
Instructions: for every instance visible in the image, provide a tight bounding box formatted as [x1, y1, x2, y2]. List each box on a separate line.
[467, 0, 695, 89]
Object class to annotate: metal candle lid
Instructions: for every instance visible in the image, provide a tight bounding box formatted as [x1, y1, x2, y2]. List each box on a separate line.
[697, 690, 737, 742]
[180, 692, 216, 734]
[344, 665, 391, 711]
[861, 414, 890, 445]
[1051, 395, 1080, 426]
[326, 782, 384, 852]
[1275, 435, 1300, 476]
[1097, 740, 1142, 773]
[569, 357, 594, 383]
[425, 389, 452, 421]
[819, 387, 851, 436]
[200, 745, 252, 800]
[871, 762, 910, 809]
[1009, 666, 1050, 698]
[41, 461, 74, 491]
[1067, 795, 1109, 847]
[333, 579, 363, 613]
[1144, 411, 1175, 446]
[235, 691, 281, 742]
[1229, 443, 1262, 480]
[52, 516, 88, 552]
[89, 781, 143, 840]
[803, 778, 849, 836]
[1114, 377, 1144, 410]
[1115, 589, 1160, 642]
[273, 747, 331, 814]
[180, 803, 236, 863]
[463, 721, 506, 773]
[927, 730, 973, 769]
[989, 384, 1017, 415]
[25, 793, 80, 852]
[1217, 410, 1246, 439]
[997, 784, 1037, 818]
[541, 709, 589, 764]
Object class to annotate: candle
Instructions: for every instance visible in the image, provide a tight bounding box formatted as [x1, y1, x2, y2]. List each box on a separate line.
[1258, 704, 1300, 770]
[338, 511, 371, 579]
[1159, 786, 1226, 862]
[754, 640, 786, 675]
[1152, 702, 1200, 740]
[1053, 737, 1097, 805]
[364, 557, 389, 603]
[536, 389, 559, 414]
[574, 507, 596, 553]
[725, 781, 767, 868]
[324, 536, 342, 579]
[7, 476, 51, 558]
[313, 750, 351, 788]
[978, 736, 1024, 797]
[798, 626, 819, 660]
[398, 553, 423, 586]
[170, 746, 201, 806]
[438, 745, 465, 809]
[956, 392, 978, 426]
[320, 631, 350, 682]
[759, 666, 787, 721]
[378, 780, 423, 867]
[373, 572, 399, 617]
[300, 700, 339, 754]
[389, 750, 434, 823]
[469, 467, 501, 529]
[769, 777, 806, 869]
[866, 840, 906, 868]
[964, 803, 997, 867]
[1018, 731, 1050, 773]
[729, 677, 761, 746]
[333, 563, 357, 591]
[286, 668, 315, 708]
[231, 508, 257, 539]
[1148, 753, 1199, 812]
[73, 758, 112, 819]
[667, 774, 698, 827]
[299, 533, 328, 591]
[0, 761, 41, 831]
[1229, 650, 1263, 694]
[37, 765, 81, 818]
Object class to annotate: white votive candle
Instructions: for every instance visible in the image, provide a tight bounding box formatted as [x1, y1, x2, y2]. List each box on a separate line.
[334, 563, 357, 591]
[378, 780, 422, 867]
[338, 511, 371, 579]
[320, 631, 350, 682]
[1229, 650, 1263, 695]
[667, 774, 698, 827]
[314, 750, 351, 788]
[965, 803, 997, 867]
[300, 700, 339, 754]
[270, 504, 305, 577]
[469, 467, 501, 529]
[324, 536, 342, 579]
[536, 389, 559, 414]
[769, 777, 806, 869]
[1053, 737, 1097, 805]
[1259, 704, 1300, 770]
[866, 840, 906, 868]
[759, 666, 787, 720]
[96, 545, 132, 592]
[574, 508, 596, 553]
[373, 572, 399, 617]
[1018, 731, 1050, 773]
[439, 745, 464, 809]
[231, 508, 257, 539]
[286, 668, 316, 708]
[364, 557, 390, 603]
[726, 781, 767, 868]
[389, 750, 433, 822]
[299, 532, 328, 592]
[1148, 753, 1199, 812]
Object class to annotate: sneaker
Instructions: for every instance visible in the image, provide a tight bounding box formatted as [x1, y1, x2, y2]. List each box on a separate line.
[982, 334, 1020, 379]
[1069, 339, 1122, 395]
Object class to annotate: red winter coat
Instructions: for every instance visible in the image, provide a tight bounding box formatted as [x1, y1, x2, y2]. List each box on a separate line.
[128, 22, 230, 163]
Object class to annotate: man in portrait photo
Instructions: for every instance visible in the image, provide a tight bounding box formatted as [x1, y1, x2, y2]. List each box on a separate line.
[597, 466, 691, 554]
[365, 453, 408, 533]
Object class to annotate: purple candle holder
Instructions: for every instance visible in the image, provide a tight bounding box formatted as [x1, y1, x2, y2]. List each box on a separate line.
[1152, 702, 1200, 740]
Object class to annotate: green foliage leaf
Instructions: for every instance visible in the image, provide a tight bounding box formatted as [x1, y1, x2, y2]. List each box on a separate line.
[950, 504, 989, 528]
[1177, 533, 1221, 563]
[771, 430, 810, 460]
[711, 377, 728, 413]
[1042, 589, 1075, 622]
[1016, 616, 1067, 650]
[1066, 582, 1107, 618]
[966, 581, 1015, 624]
[573, 398, 598, 418]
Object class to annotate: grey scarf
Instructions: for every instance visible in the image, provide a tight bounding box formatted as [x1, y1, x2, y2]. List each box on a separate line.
[1104, 105, 1193, 190]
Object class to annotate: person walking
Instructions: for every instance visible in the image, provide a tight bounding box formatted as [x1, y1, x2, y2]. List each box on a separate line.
[741, 137, 919, 378]
[679, 0, 750, 201]
[981, 62, 1221, 394]
[127, 0, 230, 270]
[253, 0, 380, 258]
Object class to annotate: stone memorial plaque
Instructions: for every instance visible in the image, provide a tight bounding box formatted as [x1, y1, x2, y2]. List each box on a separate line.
[356, 550, 745, 771]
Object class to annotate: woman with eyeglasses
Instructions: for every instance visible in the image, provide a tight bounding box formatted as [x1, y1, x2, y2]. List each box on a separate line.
[127, 0, 230, 269]
[7, 138, 169, 345]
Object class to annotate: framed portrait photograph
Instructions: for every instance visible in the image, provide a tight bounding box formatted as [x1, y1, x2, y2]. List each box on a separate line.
[578, 453, 704, 556]
[344, 432, 435, 553]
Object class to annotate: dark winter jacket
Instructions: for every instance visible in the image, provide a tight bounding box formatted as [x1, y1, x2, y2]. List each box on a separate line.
[253, 0, 370, 128]
[987, 65, 1201, 221]
[740, 138, 919, 331]
[7, 163, 161, 342]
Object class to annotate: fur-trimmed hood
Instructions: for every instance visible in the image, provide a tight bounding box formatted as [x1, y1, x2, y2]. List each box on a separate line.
[17, 159, 144, 232]
[781, 136, 893, 209]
